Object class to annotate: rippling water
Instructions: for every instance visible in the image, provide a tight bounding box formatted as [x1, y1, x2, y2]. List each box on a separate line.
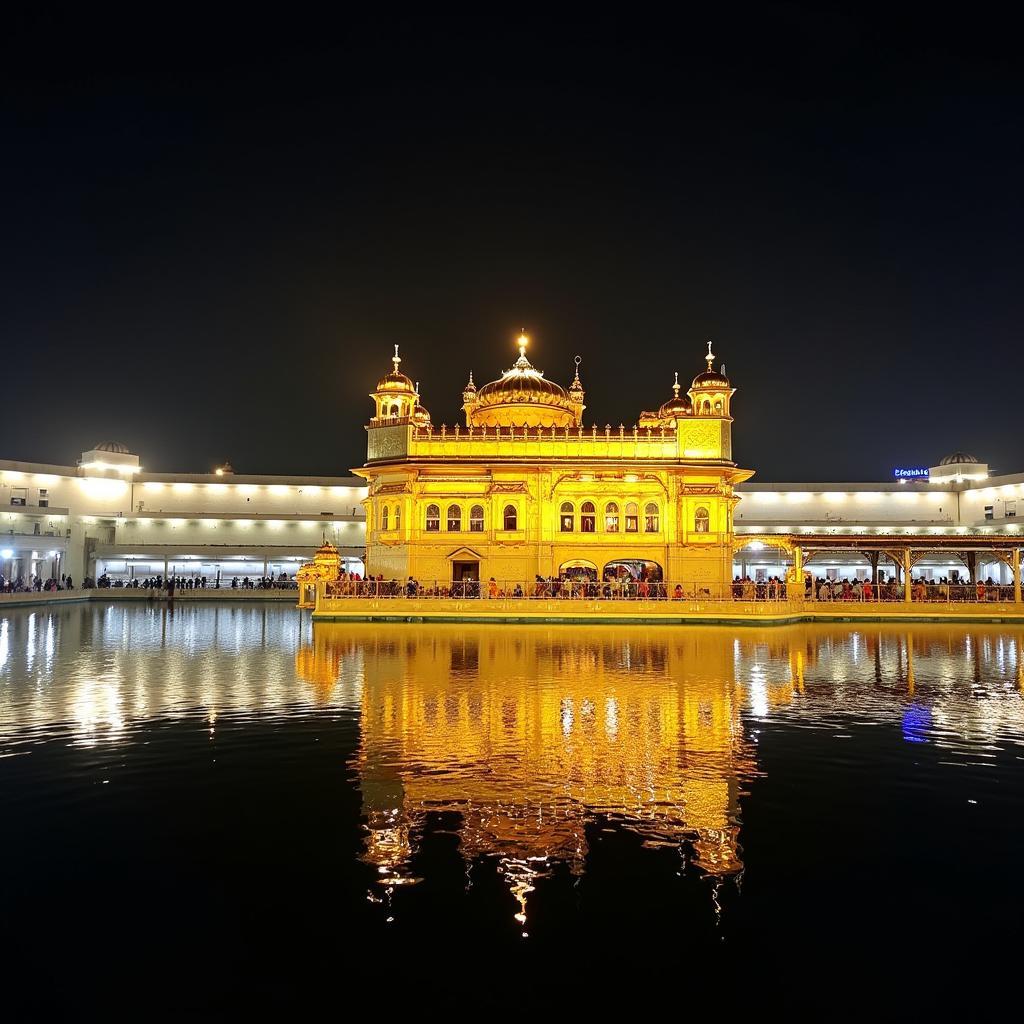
[2, 603, 1023, 1011]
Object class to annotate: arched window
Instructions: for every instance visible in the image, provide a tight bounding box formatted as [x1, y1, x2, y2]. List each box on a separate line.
[605, 501, 619, 532]
[701, 400, 710, 415]
[425, 504, 440, 532]
[714, 399, 723, 414]
[389, 403, 400, 417]
[559, 501, 574, 532]
[393, 505, 401, 530]
[580, 501, 596, 533]
[381, 505, 389, 531]
[694, 506, 710, 533]
[644, 502, 659, 532]
[503, 504, 518, 531]
[447, 504, 462, 531]
[625, 502, 639, 533]
[469, 504, 484, 532]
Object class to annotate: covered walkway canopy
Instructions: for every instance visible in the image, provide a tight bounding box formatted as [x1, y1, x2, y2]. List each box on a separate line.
[736, 531, 1023, 601]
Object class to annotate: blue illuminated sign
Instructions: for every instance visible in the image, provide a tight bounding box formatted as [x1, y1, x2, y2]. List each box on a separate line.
[893, 467, 929, 479]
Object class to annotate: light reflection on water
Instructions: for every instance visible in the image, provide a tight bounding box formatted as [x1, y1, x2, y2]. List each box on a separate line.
[1, 603, 1023, 943]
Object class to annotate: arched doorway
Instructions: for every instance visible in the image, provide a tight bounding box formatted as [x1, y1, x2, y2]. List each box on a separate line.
[559, 558, 598, 581]
[602, 558, 663, 582]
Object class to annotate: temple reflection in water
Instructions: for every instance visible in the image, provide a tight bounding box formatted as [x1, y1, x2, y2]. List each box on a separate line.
[297, 623, 758, 927]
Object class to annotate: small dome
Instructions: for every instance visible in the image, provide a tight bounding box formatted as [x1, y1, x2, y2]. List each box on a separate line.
[94, 440, 132, 454]
[659, 395, 693, 417]
[691, 341, 730, 389]
[376, 370, 415, 393]
[658, 372, 692, 418]
[691, 368, 730, 387]
[375, 346, 416, 394]
[939, 451, 981, 466]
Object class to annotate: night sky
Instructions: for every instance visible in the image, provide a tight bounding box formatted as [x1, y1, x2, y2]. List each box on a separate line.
[3, 9, 1021, 480]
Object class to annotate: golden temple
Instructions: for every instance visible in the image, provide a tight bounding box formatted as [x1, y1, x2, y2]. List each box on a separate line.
[351, 333, 751, 588]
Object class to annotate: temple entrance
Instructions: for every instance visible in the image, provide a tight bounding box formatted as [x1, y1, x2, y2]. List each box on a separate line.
[451, 561, 480, 583]
[603, 559, 663, 582]
[559, 558, 598, 581]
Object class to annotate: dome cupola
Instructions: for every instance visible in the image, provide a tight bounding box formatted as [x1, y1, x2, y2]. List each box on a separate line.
[371, 346, 418, 421]
[469, 333, 581, 429]
[688, 341, 735, 418]
[658, 372, 693, 418]
[691, 340, 731, 388]
[939, 451, 980, 466]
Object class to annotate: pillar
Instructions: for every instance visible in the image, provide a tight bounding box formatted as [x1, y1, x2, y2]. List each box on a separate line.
[903, 548, 912, 604]
[869, 551, 879, 584]
[1014, 548, 1022, 604]
[793, 545, 803, 600]
[163, 558, 168, 582]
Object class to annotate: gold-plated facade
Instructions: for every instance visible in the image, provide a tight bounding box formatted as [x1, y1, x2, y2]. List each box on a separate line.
[355, 333, 753, 587]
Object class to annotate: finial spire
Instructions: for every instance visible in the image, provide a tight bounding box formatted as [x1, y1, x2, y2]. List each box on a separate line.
[705, 340, 715, 370]
[569, 355, 584, 395]
[512, 330, 533, 370]
[392, 344, 402, 374]
[672, 371, 680, 397]
[414, 380, 420, 396]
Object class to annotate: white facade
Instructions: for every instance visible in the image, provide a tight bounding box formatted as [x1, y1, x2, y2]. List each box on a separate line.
[2, 444, 1020, 586]
[0, 442, 365, 586]
[733, 455, 1022, 583]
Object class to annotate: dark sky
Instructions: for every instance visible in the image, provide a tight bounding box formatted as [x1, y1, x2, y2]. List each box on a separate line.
[3, 8, 1021, 480]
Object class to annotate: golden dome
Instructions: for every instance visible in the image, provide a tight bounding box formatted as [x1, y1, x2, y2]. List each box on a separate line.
[375, 345, 416, 394]
[470, 334, 580, 429]
[691, 341, 731, 388]
[658, 372, 693, 418]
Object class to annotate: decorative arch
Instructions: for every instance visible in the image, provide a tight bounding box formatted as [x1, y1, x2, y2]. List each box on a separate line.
[643, 501, 659, 532]
[733, 535, 797, 555]
[559, 501, 574, 532]
[603, 558, 663, 582]
[580, 501, 596, 533]
[560, 558, 598, 580]
[605, 501, 620, 532]
[624, 501, 639, 532]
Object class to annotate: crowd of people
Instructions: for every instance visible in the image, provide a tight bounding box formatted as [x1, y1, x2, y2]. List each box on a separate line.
[0, 573, 74, 593]
[330, 573, 723, 600]
[323, 571, 1018, 603]
[804, 575, 1015, 602]
[91, 573, 298, 592]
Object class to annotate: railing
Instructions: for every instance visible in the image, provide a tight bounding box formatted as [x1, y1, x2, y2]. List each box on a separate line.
[324, 579, 780, 601]
[406, 424, 684, 460]
[319, 579, 1022, 605]
[412, 424, 678, 441]
[807, 583, 1018, 604]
